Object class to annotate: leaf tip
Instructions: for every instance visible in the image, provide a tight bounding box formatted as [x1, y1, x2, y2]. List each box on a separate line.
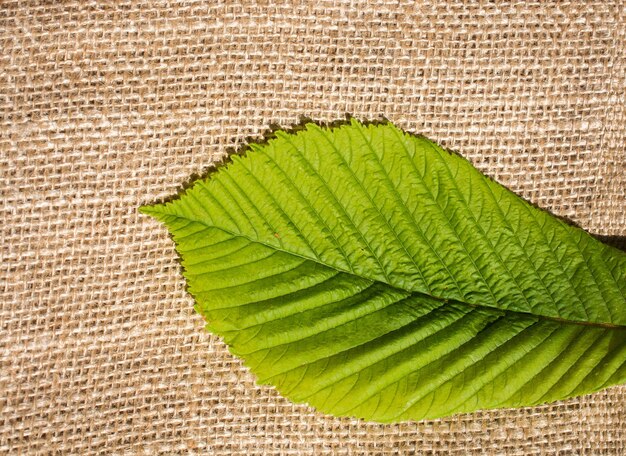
[138, 203, 169, 220]
[138, 204, 156, 215]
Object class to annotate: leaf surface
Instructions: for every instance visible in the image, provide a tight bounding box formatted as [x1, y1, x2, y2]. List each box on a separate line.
[141, 120, 626, 422]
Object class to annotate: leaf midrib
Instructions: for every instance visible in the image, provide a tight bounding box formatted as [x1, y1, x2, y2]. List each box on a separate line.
[143, 207, 626, 331]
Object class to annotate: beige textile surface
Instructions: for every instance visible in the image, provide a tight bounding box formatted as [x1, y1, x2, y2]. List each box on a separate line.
[1, 0, 625, 454]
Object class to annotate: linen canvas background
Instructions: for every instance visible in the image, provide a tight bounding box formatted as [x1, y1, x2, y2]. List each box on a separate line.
[1, 1, 625, 454]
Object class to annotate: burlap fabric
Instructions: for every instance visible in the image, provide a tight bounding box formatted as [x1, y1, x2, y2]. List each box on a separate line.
[1, 1, 625, 454]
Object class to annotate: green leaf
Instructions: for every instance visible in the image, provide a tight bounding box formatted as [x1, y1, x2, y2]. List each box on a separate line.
[141, 119, 626, 422]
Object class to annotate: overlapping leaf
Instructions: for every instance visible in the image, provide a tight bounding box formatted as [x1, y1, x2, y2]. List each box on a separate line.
[141, 120, 626, 422]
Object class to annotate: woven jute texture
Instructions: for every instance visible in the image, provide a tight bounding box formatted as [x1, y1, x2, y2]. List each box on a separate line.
[1, 1, 625, 454]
